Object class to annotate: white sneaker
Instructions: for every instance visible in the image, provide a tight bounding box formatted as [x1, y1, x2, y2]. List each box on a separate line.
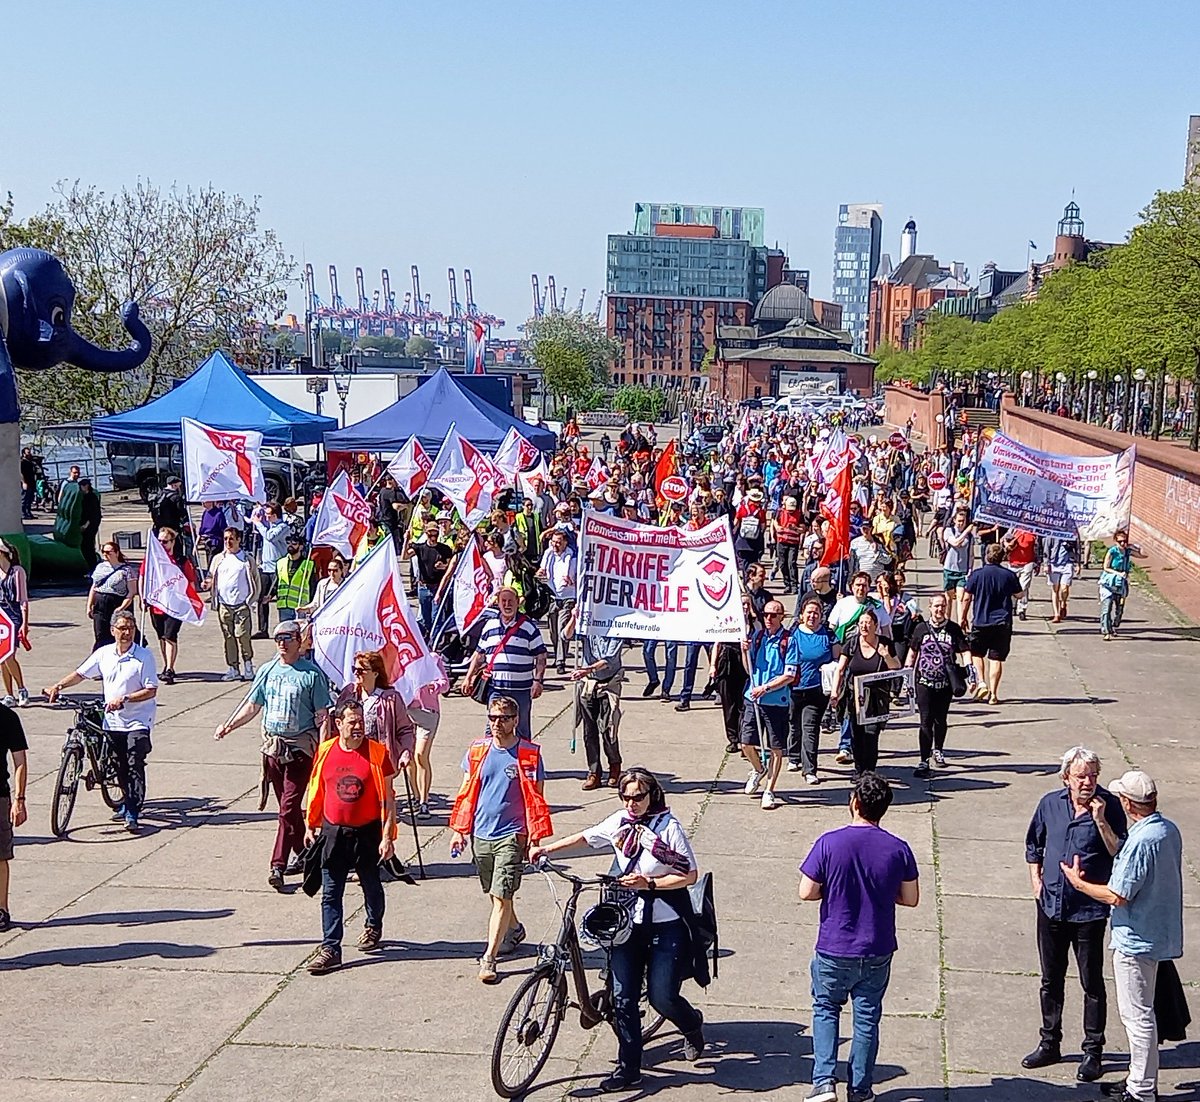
[786, 761, 802, 772]
[761, 790, 781, 810]
[221, 666, 240, 682]
[806, 1082, 838, 1102]
[834, 748, 854, 765]
[0, 694, 16, 707]
[16, 688, 29, 707]
[744, 768, 765, 796]
[243, 661, 255, 680]
[804, 772, 820, 786]
[932, 749, 946, 767]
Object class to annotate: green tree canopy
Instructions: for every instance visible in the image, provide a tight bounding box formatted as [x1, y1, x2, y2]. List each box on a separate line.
[524, 311, 620, 410]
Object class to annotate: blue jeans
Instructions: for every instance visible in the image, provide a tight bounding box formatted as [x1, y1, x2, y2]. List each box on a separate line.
[609, 919, 703, 1075]
[642, 640, 678, 695]
[488, 685, 533, 742]
[320, 828, 386, 951]
[417, 584, 435, 636]
[839, 713, 853, 753]
[810, 951, 894, 1093]
[677, 642, 711, 704]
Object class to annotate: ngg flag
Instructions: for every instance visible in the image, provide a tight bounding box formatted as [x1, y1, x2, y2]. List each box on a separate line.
[576, 512, 746, 643]
[310, 470, 373, 557]
[140, 528, 205, 624]
[492, 426, 539, 488]
[451, 537, 491, 634]
[974, 430, 1135, 541]
[181, 417, 266, 503]
[386, 436, 432, 497]
[466, 318, 487, 375]
[427, 426, 498, 528]
[310, 539, 442, 700]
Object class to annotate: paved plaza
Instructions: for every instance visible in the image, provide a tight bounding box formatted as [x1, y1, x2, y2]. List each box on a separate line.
[1, 501, 1197, 1102]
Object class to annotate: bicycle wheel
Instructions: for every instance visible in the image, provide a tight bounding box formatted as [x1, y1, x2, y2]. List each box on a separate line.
[97, 744, 126, 810]
[490, 966, 567, 1099]
[51, 745, 84, 838]
[640, 987, 666, 1041]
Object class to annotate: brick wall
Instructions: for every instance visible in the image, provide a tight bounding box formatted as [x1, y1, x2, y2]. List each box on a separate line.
[883, 386, 946, 443]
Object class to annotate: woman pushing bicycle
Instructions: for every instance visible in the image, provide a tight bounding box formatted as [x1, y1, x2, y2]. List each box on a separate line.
[529, 766, 705, 1092]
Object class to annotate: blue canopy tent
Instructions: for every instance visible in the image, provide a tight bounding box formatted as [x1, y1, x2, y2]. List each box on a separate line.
[324, 368, 555, 454]
[90, 351, 337, 446]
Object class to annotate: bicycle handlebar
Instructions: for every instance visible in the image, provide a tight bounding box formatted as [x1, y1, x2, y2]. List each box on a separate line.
[532, 857, 618, 887]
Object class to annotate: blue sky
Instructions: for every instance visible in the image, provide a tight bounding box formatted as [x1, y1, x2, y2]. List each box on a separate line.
[6, 1, 1197, 334]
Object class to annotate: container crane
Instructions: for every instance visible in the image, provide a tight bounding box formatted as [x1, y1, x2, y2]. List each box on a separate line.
[546, 276, 558, 316]
[577, 289, 587, 314]
[531, 274, 543, 318]
[464, 269, 478, 316]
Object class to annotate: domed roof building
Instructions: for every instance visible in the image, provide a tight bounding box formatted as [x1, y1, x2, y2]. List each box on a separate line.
[752, 283, 818, 327]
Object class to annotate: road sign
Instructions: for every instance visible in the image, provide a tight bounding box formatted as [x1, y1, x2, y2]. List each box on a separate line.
[888, 431, 907, 450]
[0, 607, 14, 665]
[928, 471, 948, 491]
[660, 475, 689, 502]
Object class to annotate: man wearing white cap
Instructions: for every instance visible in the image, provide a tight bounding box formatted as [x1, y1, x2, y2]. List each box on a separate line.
[1061, 769, 1183, 1102]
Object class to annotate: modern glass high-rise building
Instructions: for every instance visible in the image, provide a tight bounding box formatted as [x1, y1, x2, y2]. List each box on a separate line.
[832, 203, 883, 352]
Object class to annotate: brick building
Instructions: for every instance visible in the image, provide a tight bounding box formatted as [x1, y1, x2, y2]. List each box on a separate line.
[866, 254, 969, 352]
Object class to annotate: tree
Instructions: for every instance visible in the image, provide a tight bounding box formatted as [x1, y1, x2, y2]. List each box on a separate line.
[356, 335, 408, 356]
[524, 311, 620, 409]
[612, 384, 667, 423]
[3, 180, 293, 423]
[404, 335, 435, 358]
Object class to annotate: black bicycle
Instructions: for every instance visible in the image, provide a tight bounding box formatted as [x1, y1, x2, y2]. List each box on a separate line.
[490, 859, 664, 1098]
[50, 699, 126, 837]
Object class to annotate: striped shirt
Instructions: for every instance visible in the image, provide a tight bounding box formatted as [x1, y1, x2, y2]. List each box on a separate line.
[476, 613, 547, 690]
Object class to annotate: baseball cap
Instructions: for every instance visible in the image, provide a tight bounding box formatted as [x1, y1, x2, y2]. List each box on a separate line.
[272, 621, 303, 639]
[166, 474, 183, 486]
[1108, 770, 1157, 803]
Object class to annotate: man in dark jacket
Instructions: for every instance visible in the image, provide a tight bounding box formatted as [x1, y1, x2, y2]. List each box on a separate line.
[78, 479, 103, 567]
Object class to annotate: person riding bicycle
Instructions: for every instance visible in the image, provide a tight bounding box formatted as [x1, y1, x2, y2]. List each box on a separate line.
[530, 766, 706, 1092]
[45, 608, 158, 833]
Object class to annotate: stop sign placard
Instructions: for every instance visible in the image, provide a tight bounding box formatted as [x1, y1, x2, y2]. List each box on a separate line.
[889, 431, 907, 450]
[660, 475, 689, 502]
[0, 606, 14, 665]
[928, 471, 948, 491]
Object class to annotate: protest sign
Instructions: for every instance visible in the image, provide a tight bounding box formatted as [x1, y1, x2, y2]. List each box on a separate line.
[974, 430, 1134, 540]
[576, 512, 745, 642]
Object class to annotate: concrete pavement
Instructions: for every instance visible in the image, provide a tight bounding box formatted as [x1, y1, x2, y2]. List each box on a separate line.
[1, 504, 1198, 1101]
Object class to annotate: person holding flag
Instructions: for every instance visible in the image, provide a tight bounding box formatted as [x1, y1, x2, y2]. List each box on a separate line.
[141, 526, 204, 686]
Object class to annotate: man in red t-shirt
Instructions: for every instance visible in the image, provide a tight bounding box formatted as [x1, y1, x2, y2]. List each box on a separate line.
[303, 699, 396, 973]
[1003, 528, 1038, 621]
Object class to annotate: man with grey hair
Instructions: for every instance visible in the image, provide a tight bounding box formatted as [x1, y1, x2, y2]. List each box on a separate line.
[1023, 746, 1126, 1082]
[1062, 769, 1183, 1102]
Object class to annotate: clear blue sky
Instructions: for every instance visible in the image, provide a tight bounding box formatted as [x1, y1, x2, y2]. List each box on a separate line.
[7, 1, 1198, 333]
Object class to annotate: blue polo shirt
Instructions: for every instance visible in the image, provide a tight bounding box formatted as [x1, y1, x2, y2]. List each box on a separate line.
[1108, 811, 1184, 960]
[744, 627, 800, 708]
[1025, 787, 1126, 923]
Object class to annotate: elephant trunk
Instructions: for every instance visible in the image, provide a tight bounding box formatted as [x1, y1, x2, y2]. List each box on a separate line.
[64, 302, 152, 373]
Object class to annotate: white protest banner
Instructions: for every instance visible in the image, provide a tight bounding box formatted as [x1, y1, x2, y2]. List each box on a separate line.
[181, 417, 266, 503]
[452, 537, 491, 634]
[310, 470, 373, 557]
[310, 539, 442, 699]
[427, 426, 498, 529]
[139, 528, 205, 625]
[516, 454, 551, 499]
[577, 512, 745, 642]
[387, 436, 432, 498]
[974, 430, 1135, 541]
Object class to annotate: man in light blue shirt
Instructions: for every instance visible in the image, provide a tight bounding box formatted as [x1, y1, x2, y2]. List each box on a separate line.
[738, 599, 799, 812]
[1061, 769, 1183, 1102]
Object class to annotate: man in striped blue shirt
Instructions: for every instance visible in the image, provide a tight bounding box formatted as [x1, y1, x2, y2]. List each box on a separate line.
[464, 587, 548, 741]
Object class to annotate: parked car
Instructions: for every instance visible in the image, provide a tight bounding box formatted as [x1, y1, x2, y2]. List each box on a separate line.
[107, 441, 313, 503]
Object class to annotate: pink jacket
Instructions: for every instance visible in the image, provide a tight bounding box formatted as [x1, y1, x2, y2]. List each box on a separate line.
[334, 684, 416, 770]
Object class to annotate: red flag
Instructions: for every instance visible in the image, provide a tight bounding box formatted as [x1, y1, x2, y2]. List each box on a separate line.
[819, 463, 853, 567]
[653, 439, 678, 508]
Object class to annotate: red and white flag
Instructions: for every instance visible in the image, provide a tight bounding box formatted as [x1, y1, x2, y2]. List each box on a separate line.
[466, 318, 487, 375]
[181, 417, 266, 503]
[139, 528, 205, 625]
[492, 427, 539, 488]
[585, 456, 610, 491]
[310, 539, 442, 698]
[516, 454, 552, 499]
[451, 537, 491, 635]
[815, 429, 855, 485]
[310, 470, 373, 557]
[819, 462, 853, 567]
[387, 435, 432, 497]
[736, 408, 752, 444]
[427, 426, 498, 528]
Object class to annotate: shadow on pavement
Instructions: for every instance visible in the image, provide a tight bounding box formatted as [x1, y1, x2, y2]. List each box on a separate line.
[0, 939, 217, 970]
[35, 907, 235, 929]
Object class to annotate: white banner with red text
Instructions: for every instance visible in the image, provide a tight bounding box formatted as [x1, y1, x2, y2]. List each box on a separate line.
[181, 417, 266, 503]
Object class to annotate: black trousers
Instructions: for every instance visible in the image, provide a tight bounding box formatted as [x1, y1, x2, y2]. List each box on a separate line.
[915, 683, 953, 761]
[107, 727, 151, 817]
[777, 543, 799, 591]
[714, 679, 744, 749]
[848, 717, 882, 774]
[788, 687, 828, 772]
[1036, 908, 1107, 1054]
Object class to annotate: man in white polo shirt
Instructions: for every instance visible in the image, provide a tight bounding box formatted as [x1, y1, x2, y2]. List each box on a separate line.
[536, 528, 577, 675]
[206, 528, 262, 681]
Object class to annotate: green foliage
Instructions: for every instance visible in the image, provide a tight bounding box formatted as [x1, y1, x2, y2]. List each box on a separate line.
[524, 311, 620, 407]
[355, 334, 408, 356]
[404, 335, 436, 358]
[612, 384, 667, 423]
[3, 181, 294, 425]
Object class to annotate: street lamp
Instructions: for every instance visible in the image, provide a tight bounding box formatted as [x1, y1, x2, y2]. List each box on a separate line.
[333, 357, 352, 428]
[1086, 369, 1097, 422]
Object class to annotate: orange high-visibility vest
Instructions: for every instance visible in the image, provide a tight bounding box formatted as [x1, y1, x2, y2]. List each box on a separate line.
[305, 736, 397, 840]
[449, 738, 553, 843]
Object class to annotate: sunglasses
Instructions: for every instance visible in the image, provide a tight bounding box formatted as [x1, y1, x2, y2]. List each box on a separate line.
[621, 790, 649, 803]
[353, 666, 373, 674]
[103, 547, 118, 555]
[487, 714, 518, 723]
[275, 633, 299, 643]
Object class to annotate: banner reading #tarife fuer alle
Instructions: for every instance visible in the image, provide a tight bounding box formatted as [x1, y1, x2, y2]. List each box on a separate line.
[974, 430, 1135, 541]
[577, 512, 747, 642]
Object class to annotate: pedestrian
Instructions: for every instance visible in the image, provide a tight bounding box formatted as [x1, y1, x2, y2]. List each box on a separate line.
[828, 609, 899, 777]
[0, 699, 28, 930]
[403, 519, 453, 637]
[250, 501, 291, 638]
[739, 599, 800, 811]
[195, 500, 227, 576]
[214, 620, 333, 891]
[514, 497, 543, 565]
[567, 605, 624, 790]
[300, 553, 348, 618]
[86, 540, 139, 651]
[78, 477, 102, 568]
[1043, 536, 1079, 623]
[961, 542, 1024, 705]
[940, 506, 975, 623]
[273, 533, 316, 624]
[144, 526, 199, 685]
[529, 766, 706, 1091]
[745, 562, 776, 629]
[404, 665, 448, 820]
[462, 587, 547, 743]
[1022, 746, 1127, 1082]
[205, 527, 261, 682]
[1002, 526, 1038, 622]
[1060, 770, 1184, 1102]
[149, 475, 193, 560]
[1099, 529, 1132, 641]
[332, 649, 415, 774]
[733, 486, 767, 575]
[905, 593, 969, 776]
[19, 447, 37, 519]
[773, 494, 804, 593]
[787, 594, 838, 785]
[45, 608, 158, 832]
[448, 694, 552, 984]
[799, 772, 920, 1102]
[302, 698, 396, 974]
[536, 528, 577, 674]
[0, 540, 30, 707]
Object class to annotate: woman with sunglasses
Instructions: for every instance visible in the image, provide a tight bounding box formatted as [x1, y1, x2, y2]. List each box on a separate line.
[143, 527, 199, 685]
[529, 767, 706, 1092]
[301, 554, 347, 617]
[1098, 528, 1133, 640]
[333, 650, 415, 776]
[87, 541, 139, 651]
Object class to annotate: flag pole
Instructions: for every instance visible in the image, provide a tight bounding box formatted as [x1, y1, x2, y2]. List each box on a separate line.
[401, 767, 425, 879]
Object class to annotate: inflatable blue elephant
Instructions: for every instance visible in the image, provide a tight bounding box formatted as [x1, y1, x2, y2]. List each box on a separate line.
[0, 247, 152, 422]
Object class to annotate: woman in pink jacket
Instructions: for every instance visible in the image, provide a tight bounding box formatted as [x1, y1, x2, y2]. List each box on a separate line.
[333, 650, 416, 774]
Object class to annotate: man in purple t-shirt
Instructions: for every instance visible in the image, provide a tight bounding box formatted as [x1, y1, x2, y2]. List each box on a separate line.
[799, 772, 920, 1102]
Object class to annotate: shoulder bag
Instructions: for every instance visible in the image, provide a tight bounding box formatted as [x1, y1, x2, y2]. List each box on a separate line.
[470, 616, 526, 704]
